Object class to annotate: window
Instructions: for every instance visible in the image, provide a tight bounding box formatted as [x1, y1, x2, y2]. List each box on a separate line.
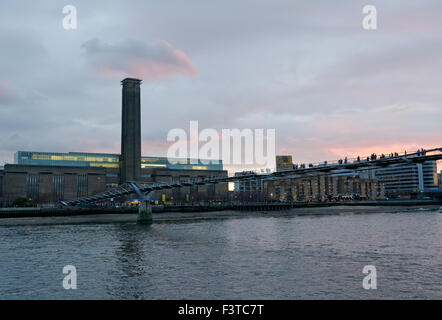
[77, 175, 88, 197]
[52, 175, 65, 201]
[26, 175, 40, 201]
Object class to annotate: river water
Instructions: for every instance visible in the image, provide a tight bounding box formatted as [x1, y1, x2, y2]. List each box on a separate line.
[0, 208, 440, 299]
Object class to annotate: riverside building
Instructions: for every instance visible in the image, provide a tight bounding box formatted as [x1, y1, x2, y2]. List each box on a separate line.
[264, 173, 385, 202]
[0, 78, 227, 207]
[368, 161, 438, 198]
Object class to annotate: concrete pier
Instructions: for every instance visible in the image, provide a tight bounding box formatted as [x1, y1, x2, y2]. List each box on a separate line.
[137, 200, 153, 224]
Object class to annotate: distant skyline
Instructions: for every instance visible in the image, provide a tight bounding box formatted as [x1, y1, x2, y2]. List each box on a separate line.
[0, 0, 441, 172]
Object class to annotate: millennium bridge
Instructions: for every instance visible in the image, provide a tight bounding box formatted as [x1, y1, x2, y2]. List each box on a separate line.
[60, 147, 442, 219]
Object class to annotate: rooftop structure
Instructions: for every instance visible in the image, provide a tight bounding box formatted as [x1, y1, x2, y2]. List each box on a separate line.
[14, 151, 223, 171]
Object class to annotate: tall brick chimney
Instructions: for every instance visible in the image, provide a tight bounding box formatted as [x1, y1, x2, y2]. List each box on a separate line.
[120, 78, 142, 182]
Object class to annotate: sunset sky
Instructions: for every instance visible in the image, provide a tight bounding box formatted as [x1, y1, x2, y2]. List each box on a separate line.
[0, 0, 440, 172]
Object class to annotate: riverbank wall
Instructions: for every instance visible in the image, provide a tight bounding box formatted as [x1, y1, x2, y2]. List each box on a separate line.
[0, 199, 440, 219]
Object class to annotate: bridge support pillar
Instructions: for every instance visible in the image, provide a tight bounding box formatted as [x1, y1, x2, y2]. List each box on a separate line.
[138, 200, 153, 224]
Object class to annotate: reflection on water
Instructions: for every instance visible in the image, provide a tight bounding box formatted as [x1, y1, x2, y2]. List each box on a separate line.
[0, 209, 440, 299]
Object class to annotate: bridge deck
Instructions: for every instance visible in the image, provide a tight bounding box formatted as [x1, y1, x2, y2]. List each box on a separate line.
[62, 147, 442, 206]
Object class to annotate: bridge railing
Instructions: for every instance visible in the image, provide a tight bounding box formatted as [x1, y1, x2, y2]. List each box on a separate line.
[272, 147, 442, 173]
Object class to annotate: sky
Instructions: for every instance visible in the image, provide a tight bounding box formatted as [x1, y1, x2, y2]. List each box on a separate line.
[0, 0, 441, 173]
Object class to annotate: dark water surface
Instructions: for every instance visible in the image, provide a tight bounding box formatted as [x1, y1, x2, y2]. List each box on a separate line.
[0, 208, 440, 299]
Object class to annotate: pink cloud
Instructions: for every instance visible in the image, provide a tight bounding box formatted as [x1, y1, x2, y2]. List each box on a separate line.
[142, 139, 175, 156]
[69, 139, 120, 155]
[82, 38, 198, 80]
[0, 81, 18, 105]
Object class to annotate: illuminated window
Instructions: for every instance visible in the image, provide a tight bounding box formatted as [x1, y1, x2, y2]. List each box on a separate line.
[192, 166, 208, 170]
[141, 164, 167, 168]
[32, 154, 51, 160]
[90, 163, 119, 168]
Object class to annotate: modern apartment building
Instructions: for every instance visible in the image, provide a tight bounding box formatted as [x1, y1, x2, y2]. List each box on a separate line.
[370, 161, 437, 197]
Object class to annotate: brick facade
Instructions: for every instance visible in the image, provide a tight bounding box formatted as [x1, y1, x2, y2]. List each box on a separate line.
[0, 164, 228, 207]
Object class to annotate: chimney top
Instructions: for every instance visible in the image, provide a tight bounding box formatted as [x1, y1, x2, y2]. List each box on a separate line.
[121, 78, 142, 85]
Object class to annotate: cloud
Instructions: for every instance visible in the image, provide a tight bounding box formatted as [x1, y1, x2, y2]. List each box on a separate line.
[0, 81, 19, 105]
[0, 0, 441, 173]
[82, 38, 198, 80]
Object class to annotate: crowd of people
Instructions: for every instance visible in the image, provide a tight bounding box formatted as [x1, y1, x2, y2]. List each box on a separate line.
[341, 148, 427, 164]
[292, 148, 428, 170]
